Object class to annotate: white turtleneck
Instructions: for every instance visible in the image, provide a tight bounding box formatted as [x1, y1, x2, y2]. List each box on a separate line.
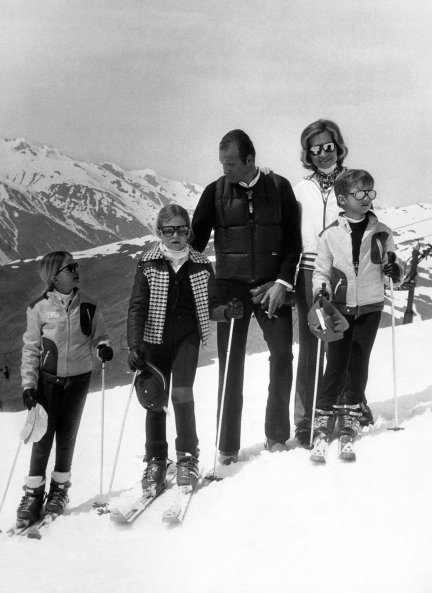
[159, 242, 190, 273]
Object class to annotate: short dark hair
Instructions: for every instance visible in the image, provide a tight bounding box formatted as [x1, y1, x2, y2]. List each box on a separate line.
[219, 129, 256, 163]
[334, 169, 375, 207]
[300, 119, 348, 171]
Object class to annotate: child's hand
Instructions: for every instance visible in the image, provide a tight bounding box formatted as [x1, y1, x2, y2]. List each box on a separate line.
[23, 388, 38, 410]
[383, 253, 400, 281]
[224, 298, 243, 320]
[97, 344, 113, 362]
[127, 346, 147, 371]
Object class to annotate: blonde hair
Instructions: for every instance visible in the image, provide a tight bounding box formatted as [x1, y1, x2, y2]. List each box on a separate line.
[39, 251, 71, 289]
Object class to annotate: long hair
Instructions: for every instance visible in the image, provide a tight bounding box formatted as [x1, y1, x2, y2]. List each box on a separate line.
[39, 251, 71, 290]
[300, 119, 348, 171]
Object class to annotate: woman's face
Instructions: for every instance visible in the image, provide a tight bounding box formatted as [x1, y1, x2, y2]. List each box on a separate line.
[157, 214, 190, 251]
[308, 131, 338, 171]
[53, 254, 80, 294]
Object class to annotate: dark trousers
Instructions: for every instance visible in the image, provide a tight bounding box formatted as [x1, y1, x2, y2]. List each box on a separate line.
[294, 268, 324, 429]
[216, 280, 293, 452]
[317, 311, 381, 410]
[29, 372, 91, 478]
[144, 326, 200, 459]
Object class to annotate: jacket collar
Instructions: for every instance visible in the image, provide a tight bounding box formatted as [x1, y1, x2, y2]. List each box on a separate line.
[141, 243, 209, 265]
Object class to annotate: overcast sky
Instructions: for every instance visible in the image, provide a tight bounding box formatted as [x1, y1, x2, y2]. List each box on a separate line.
[0, 0, 431, 206]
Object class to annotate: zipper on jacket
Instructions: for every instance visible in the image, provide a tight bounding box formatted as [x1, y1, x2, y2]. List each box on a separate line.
[246, 189, 256, 282]
[42, 350, 50, 367]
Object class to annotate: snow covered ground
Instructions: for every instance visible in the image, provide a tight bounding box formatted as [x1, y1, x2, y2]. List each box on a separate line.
[2, 317, 432, 593]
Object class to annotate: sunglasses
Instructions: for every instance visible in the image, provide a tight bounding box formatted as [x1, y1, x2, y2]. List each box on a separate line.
[309, 142, 336, 156]
[159, 225, 190, 237]
[348, 190, 377, 201]
[57, 262, 79, 274]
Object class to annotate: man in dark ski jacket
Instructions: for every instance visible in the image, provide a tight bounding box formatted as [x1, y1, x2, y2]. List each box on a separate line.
[191, 129, 301, 462]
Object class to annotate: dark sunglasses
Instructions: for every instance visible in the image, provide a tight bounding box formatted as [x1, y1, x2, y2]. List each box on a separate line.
[57, 262, 79, 274]
[309, 142, 336, 156]
[160, 225, 190, 237]
[348, 190, 377, 201]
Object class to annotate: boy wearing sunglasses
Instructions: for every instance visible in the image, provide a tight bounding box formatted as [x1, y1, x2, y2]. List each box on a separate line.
[309, 169, 402, 462]
[17, 251, 112, 526]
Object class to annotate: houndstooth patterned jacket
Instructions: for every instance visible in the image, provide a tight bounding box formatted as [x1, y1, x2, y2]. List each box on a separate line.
[130, 244, 220, 346]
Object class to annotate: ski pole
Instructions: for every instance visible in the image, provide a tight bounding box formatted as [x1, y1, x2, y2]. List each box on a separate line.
[99, 363, 106, 497]
[99, 370, 138, 512]
[309, 337, 323, 448]
[209, 318, 235, 480]
[0, 440, 22, 517]
[388, 275, 404, 431]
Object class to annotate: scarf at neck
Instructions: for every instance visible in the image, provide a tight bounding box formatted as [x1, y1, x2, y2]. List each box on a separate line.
[159, 242, 190, 272]
[315, 163, 343, 192]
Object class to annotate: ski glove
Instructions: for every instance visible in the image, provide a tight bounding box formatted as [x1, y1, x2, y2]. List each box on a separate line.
[23, 388, 38, 410]
[224, 298, 244, 320]
[97, 344, 113, 362]
[383, 253, 400, 281]
[127, 345, 148, 371]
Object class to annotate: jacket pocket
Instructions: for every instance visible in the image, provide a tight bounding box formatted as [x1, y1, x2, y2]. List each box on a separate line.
[80, 302, 96, 336]
[40, 337, 58, 375]
[331, 268, 348, 304]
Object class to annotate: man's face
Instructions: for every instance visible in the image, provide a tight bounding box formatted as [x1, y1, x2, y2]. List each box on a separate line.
[219, 142, 253, 183]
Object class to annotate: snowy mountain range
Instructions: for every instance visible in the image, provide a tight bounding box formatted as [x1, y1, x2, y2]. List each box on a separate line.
[0, 138, 203, 264]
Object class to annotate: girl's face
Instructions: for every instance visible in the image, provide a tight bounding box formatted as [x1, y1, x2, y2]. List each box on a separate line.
[308, 131, 338, 171]
[157, 215, 190, 251]
[53, 254, 80, 294]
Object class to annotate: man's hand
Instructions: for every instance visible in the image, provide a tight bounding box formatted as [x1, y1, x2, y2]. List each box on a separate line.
[260, 283, 286, 318]
[250, 281, 274, 305]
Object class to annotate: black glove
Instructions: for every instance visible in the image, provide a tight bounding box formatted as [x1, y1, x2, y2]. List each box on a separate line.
[383, 253, 400, 281]
[23, 388, 38, 410]
[313, 283, 330, 304]
[127, 345, 147, 371]
[224, 298, 244, 320]
[97, 344, 113, 362]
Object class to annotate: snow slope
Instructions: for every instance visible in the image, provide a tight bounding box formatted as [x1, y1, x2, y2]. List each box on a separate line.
[2, 319, 432, 593]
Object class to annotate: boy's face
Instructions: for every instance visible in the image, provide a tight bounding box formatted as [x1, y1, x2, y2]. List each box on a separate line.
[339, 180, 374, 220]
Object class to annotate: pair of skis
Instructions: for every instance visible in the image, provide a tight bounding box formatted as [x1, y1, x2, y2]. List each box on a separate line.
[7, 512, 59, 539]
[310, 434, 356, 463]
[109, 469, 201, 526]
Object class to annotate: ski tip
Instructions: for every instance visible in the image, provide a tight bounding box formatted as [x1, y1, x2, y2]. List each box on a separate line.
[109, 510, 128, 524]
[27, 528, 42, 540]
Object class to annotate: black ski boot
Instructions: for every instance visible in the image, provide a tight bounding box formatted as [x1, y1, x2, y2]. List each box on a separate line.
[45, 480, 71, 515]
[359, 401, 374, 427]
[141, 457, 167, 494]
[176, 452, 199, 487]
[16, 484, 45, 525]
[334, 404, 362, 462]
[310, 409, 335, 463]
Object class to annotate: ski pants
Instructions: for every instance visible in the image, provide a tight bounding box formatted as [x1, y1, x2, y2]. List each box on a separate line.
[294, 268, 325, 430]
[216, 280, 293, 453]
[317, 311, 381, 410]
[29, 372, 91, 478]
[144, 327, 200, 460]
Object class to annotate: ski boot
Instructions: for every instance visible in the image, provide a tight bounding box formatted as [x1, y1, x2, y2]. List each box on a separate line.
[265, 437, 288, 452]
[16, 483, 46, 526]
[176, 452, 199, 487]
[310, 409, 335, 463]
[218, 450, 239, 465]
[45, 480, 71, 515]
[359, 401, 374, 427]
[334, 404, 362, 462]
[141, 457, 167, 494]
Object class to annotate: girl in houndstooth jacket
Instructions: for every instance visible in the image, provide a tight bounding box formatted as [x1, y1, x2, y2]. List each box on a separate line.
[127, 204, 242, 491]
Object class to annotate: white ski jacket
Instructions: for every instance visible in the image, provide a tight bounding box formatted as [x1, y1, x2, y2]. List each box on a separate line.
[313, 212, 402, 317]
[294, 175, 342, 271]
[21, 288, 111, 389]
